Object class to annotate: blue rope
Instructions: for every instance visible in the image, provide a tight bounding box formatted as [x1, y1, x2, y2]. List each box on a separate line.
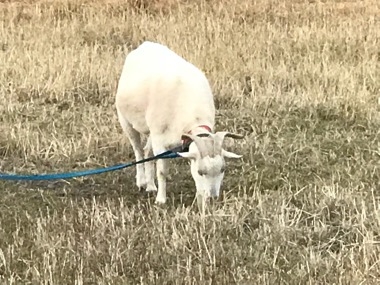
[0, 150, 180, 181]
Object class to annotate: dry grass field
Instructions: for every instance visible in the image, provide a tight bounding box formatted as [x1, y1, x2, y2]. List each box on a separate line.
[0, 0, 379, 283]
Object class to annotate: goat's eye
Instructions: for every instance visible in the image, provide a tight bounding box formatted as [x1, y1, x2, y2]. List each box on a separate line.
[198, 170, 206, 176]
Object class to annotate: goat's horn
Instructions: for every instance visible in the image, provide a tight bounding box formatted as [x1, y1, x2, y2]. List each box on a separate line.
[214, 132, 244, 154]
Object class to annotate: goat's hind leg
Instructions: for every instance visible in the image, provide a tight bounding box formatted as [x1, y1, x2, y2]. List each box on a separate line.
[117, 111, 146, 191]
[151, 139, 170, 204]
[143, 136, 157, 192]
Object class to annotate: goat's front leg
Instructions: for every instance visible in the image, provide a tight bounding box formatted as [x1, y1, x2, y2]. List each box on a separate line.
[155, 159, 169, 204]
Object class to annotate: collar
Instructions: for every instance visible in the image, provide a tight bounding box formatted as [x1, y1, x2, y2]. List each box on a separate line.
[193, 125, 212, 133]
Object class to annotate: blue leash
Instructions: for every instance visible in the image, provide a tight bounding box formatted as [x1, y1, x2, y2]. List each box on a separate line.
[0, 149, 180, 181]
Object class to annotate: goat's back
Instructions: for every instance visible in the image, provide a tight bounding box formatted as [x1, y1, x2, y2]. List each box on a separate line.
[115, 41, 215, 139]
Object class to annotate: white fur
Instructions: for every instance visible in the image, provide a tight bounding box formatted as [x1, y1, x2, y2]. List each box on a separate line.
[115, 41, 243, 208]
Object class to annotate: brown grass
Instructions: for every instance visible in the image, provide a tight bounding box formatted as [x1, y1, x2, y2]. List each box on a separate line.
[0, 0, 380, 283]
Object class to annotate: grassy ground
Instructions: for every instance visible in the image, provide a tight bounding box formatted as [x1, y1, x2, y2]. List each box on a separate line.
[0, 0, 379, 283]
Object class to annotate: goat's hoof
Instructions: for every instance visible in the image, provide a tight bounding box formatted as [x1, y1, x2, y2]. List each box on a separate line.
[137, 179, 147, 191]
[146, 185, 158, 192]
[155, 197, 166, 205]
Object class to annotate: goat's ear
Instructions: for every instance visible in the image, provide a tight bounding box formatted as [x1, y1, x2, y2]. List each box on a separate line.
[177, 151, 197, 160]
[222, 149, 243, 159]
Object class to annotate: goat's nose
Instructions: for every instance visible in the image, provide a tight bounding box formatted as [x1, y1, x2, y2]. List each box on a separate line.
[210, 187, 220, 198]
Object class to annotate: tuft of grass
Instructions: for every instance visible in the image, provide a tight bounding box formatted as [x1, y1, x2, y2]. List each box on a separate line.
[0, 0, 379, 283]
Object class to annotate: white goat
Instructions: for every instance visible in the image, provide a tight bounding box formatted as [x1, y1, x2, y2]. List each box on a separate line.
[115, 41, 243, 208]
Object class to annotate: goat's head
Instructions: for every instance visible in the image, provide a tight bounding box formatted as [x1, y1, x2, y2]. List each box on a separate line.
[178, 131, 244, 209]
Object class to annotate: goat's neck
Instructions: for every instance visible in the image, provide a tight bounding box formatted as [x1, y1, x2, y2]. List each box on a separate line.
[181, 124, 212, 150]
